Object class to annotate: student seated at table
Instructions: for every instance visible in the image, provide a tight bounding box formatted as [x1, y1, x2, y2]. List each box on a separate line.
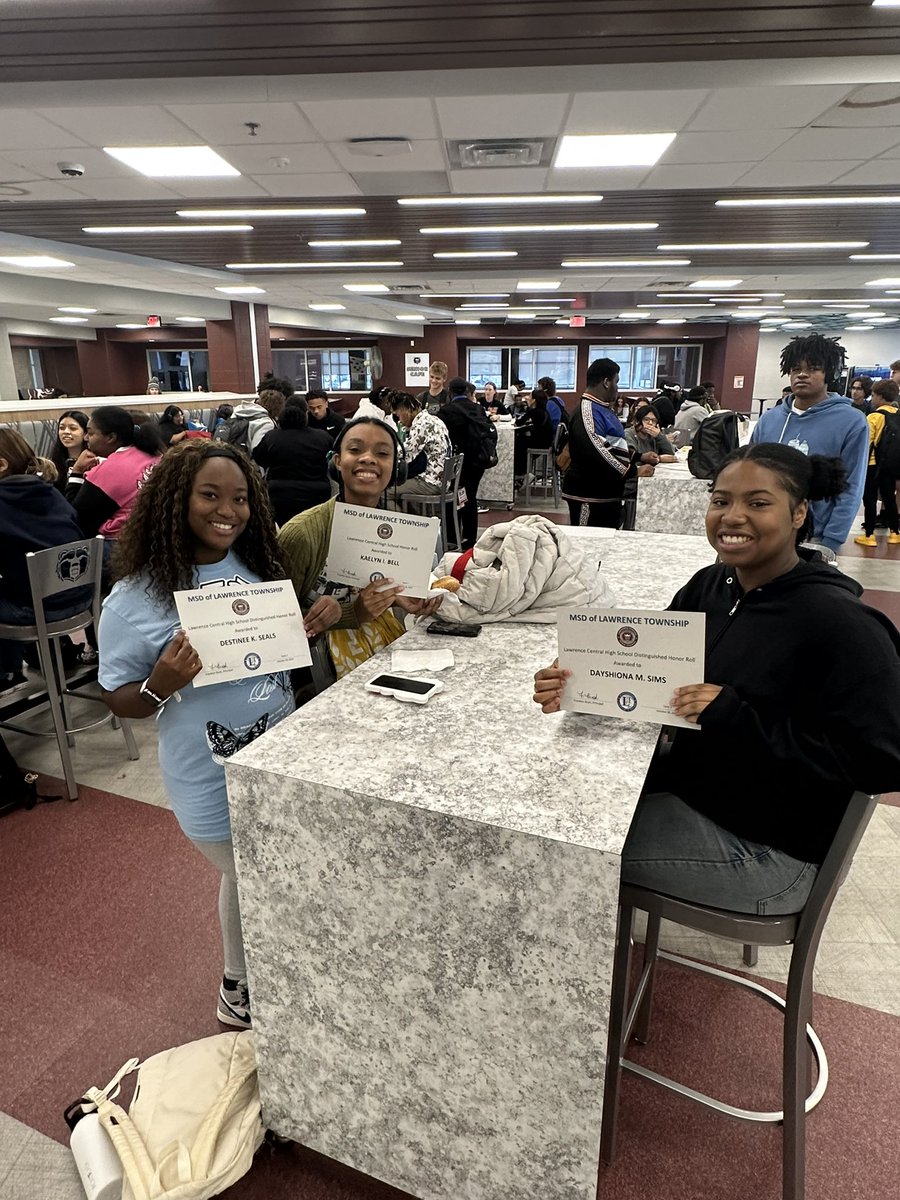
[533, 443, 900, 914]
[624, 407, 677, 465]
[389, 390, 451, 502]
[514, 388, 555, 479]
[278, 417, 442, 682]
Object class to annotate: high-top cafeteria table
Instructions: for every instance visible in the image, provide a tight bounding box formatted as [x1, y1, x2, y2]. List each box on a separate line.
[226, 529, 717, 1200]
[634, 459, 711, 536]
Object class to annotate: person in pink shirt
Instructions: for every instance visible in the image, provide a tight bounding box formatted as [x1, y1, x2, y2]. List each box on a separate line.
[66, 406, 163, 541]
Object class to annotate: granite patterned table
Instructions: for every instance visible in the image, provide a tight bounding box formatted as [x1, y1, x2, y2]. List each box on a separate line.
[226, 530, 716, 1200]
[635, 462, 711, 536]
[477, 419, 515, 505]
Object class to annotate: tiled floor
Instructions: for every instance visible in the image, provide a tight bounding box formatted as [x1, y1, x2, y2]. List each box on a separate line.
[2, 504, 898, 1200]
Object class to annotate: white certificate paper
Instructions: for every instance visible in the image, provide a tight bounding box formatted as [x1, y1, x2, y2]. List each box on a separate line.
[557, 607, 706, 730]
[174, 580, 312, 688]
[325, 502, 438, 599]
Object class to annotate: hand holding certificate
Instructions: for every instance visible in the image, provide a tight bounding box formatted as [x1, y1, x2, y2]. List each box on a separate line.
[325, 502, 439, 600]
[557, 606, 706, 730]
[174, 580, 312, 687]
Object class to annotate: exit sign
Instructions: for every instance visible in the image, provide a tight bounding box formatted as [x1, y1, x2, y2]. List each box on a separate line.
[146, 315, 161, 327]
[569, 316, 586, 328]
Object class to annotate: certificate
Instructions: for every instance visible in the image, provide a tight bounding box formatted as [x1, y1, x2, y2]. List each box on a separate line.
[174, 579, 312, 688]
[325, 502, 438, 599]
[557, 606, 706, 730]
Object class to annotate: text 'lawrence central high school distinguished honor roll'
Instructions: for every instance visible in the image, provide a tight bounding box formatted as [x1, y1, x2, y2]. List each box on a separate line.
[557, 607, 706, 730]
[174, 580, 312, 687]
[325, 502, 439, 599]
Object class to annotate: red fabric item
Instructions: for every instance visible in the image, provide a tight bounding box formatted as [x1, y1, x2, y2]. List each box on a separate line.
[450, 549, 474, 584]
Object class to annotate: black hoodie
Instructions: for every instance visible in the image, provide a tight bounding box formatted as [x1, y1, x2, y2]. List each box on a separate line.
[646, 558, 900, 863]
[0, 475, 92, 614]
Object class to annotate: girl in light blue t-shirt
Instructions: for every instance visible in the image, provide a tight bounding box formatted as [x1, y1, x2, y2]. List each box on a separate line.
[99, 441, 295, 1031]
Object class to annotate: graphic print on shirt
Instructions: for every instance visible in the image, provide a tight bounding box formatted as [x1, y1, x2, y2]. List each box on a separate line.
[206, 714, 269, 763]
[788, 437, 810, 455]
[199, 572, 253, 590]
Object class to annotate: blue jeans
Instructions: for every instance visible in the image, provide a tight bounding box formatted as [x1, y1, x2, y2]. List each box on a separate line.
[621, 792, 818, 916]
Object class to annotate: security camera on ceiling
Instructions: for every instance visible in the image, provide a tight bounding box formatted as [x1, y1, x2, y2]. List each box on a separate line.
[57, 162, 85, 178]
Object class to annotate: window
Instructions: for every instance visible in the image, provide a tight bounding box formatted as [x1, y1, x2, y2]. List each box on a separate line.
[589, 345, 658, 391]
[466, 345, 577, 390]
[146, 350, 209, 392]
[655, 344, 701, 390]
[272, 347, 373, 393]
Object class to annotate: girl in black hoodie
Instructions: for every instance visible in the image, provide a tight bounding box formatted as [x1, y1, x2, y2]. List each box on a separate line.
[534, 443, 900, 914]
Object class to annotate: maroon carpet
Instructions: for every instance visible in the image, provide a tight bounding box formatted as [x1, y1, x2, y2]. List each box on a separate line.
[1, 784, 898, 1200]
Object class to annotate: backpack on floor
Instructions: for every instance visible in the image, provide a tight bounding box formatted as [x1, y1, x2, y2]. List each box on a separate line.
[688, 410, 740, 480]
[875, 408, 900, 480]
[73, 1031, 265, 1200]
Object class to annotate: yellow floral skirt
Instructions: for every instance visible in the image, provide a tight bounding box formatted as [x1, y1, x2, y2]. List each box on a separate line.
[326, 610, 405, 679]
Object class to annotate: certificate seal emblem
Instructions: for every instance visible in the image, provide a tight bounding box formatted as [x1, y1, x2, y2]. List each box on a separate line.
[617, 626, 638, 648]
[369, 571, 385, 583]
[376, 524, 393, 540]
[243, 652, 262, 671]
[232, 599, 250, 616]
[617, 691, 638, 713]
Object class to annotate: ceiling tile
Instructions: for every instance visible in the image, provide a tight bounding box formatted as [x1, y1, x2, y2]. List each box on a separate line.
[0, 110, 86, 150]
[732, 159, 866, 187]
[688, 85, 853, 132]
[660, 129, 795, 164]
[0, 179, 90, 201]
[640, 162, 758, 189]
[0, 146, 135, 180]
[352, 171, 450, 195]
[545, 166, 651, 190]
[769, 127, 900, 161]
[161, 177, 270, 198]
[565, 90, 709, 134]
[213, 142, 340, 175]
[58, 177, 182, 201]
[253, 172, 361, 197]
[0, 155, 42, 183]
[164, 102, 319, 145]
[436, 94, 569, 139]
[448, 167, 550, 193]
[37, 105, 201, 147]
[812, 85, 900, 129]
[298, 98, 439, 141]
[329, 139, 446, 174]
[829, 159, 900, 186]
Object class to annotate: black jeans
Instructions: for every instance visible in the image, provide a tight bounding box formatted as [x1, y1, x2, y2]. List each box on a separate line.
[460, 467, 485, 549]
[862, 464, 899, 535]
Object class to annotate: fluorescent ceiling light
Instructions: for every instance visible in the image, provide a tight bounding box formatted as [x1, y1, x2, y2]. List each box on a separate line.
[850, 254, 900, 261]
[716, 194, 900, 207]
[433, 250, 518, 259]
[420, 222, 656, 234]
[844, 324, 875, 330]
[308, 239, 401, 247]
[689, 278, 743, 288]
[555, 133, 676, 168]
[0, 255, 74, 268]
[786, 299, 869, 305]
[782, 321, 813, 328]
[657, 319, 686, 325]
[115, 323, 145, 329]
[659, 241, 868, 250]
[507, 313, 544, 320]
[618, 312, 650, 319]
[863, 316, 898, 323]
[562, 258, 690, 267]
[175, 316, 205, 323]
[49, 316, 88, 324]
[517, 281, 561, 290]
[530, 296, 576, 302]
[58, 306, 96, 314]
[398, 194, 604, 206]
[215, 285, 265, 294]
[83, 224, 252, 234]
[458, 304, 510, 309]
[871, 2, 900, 9]
[418, 292, 510, 298]
[657, 292, 767, 299]
[555, 319, 570, 325]
[736, 305, 785, 311]
[455, 318, 480, 324]
[226, 260, 402, 269]
[177, 207, 366, 217]
[343, 283, 389, 293]
[637, 302, 715, 309]
[395, 314, 425, 321]
[104, 146, 239, 178]
[308, 303, 346, 311]
[865, 278, 900, 286]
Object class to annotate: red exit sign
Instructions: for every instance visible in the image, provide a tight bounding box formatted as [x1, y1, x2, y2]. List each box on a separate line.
[146, 315, 161, 327]
[569, 315, 586, 328]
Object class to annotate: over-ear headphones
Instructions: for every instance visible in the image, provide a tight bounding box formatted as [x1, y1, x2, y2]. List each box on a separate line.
[328, 416, 407, 488]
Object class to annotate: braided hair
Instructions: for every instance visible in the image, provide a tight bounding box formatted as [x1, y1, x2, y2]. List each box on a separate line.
[111, 441, 282, 601]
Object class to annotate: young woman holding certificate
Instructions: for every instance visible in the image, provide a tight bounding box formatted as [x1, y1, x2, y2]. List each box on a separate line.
[98, 441, 295, 1030]
[533, 443, 900, 915]
[279, 416, 442, 681]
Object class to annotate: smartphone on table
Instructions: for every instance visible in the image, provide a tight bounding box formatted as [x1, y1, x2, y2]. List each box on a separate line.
[365, 674, 444, 704]
[426, 620, 482, 638]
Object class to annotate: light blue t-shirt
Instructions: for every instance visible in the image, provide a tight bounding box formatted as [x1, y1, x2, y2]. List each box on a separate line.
[98, 549, 294, 841]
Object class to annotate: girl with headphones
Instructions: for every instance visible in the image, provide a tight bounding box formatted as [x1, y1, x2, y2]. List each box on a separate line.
[278, 417, 443, 682]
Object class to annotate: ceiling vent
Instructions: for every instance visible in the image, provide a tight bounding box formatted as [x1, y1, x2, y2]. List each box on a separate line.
[389, 284, 427, 293]
[447, 138, 555, 169]
[346, 137, 412, 158]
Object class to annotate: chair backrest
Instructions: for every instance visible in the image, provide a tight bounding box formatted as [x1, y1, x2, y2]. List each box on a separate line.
[440, 452, 465, 498]
[25, 536, 104, 638]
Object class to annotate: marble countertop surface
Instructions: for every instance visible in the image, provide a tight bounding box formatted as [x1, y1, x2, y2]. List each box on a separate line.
[230, 530, 716, 855]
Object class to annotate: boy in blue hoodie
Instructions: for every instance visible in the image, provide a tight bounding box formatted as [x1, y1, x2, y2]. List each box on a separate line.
[751, 333, 868, 561]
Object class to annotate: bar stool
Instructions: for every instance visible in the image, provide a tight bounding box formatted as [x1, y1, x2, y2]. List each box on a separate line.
[398, 453, 465, 553]
[599, 791, 877, 1200]
[523, 446, 559, 506]
[0, 536, 139, 799]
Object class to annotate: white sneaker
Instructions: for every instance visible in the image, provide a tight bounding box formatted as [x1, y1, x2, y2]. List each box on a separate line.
[217, 978, 251, 1028]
